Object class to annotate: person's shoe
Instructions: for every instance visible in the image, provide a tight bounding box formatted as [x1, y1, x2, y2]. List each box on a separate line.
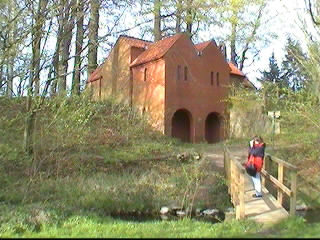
[252, 194, 262, 198]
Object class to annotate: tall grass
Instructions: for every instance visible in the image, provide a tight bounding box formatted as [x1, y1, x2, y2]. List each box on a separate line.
[0, 94, 233, 238]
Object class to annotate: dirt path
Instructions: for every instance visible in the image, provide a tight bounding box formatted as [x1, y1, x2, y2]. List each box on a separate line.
[191, 143, 248, 207]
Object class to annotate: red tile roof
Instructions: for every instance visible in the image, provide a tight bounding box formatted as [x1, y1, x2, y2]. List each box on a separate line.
[88, 66, 102, 83]
[195, 41, 211, 51]
[130, 33, 184, 67]
[119, 35, 152, 49]
[228, 62, 245, 77]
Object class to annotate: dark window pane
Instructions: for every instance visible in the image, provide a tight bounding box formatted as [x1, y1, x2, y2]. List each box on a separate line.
[216, 72, 220, 86]
[144, 68, 147, 82]
[211, 71, 214, 85]
[184, 66, 188, 81]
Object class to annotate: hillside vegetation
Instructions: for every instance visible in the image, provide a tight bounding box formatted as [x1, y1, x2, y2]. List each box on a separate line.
[1, 87, 319, 237]
[0, 94, 232, 236]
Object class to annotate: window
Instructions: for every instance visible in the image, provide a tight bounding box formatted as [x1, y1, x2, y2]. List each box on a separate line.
[210, 71, 214, 86]
[216, 72, 220, 86]
[177, 65, 181, 80]
[184, 66, 188, 81]
[144, 68, 147, 82]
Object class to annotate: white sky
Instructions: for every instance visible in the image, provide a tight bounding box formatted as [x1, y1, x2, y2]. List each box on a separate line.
[112, 0, 313, 89]
[33, 0, 315, 94]
[241, 0, 313, 88]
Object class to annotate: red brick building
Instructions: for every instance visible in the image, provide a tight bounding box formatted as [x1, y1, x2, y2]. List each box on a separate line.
[87, 33, 251, 143]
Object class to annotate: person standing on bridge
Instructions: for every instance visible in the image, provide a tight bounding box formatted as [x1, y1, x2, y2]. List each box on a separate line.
[246, 136, 266, 198]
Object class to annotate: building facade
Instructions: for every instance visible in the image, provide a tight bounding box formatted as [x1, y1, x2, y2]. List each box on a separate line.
[87, 33, 250, 143]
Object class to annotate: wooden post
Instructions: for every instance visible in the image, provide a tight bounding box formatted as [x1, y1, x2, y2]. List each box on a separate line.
[224, 149, 227, 178]
[290, 171, 297, 216]
[230, 160, 234, 203]
[277, 163, 284, 205]
[239, 171, 245, 219]
[262, 155, 270, 187]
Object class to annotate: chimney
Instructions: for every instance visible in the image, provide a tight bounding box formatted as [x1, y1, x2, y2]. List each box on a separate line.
[219, 42, 227, 61]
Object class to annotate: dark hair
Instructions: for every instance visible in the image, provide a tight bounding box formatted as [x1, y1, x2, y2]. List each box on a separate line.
[253, 135, 264, 143]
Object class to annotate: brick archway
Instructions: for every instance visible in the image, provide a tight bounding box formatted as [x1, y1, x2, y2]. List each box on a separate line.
[171, 109, 192, 142]
[205, 112, 221, 143]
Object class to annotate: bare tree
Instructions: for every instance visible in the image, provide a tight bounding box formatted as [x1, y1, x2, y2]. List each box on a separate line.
[153, 0, 162, 41]
[72, 0, 86, 95]
[87, 0, 100, 78]
[24, 0, 48, 154]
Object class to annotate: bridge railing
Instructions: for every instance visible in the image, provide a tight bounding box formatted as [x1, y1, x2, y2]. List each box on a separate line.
[262, 154, 298, 216]
[224, 146, 246, 219]
[224, 146, 298, 219]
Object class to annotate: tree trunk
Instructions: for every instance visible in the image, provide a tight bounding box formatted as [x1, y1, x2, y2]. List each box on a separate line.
[6, 57, 13, 97]
[24, 0, 48, 155]
[87, 0, 100, 79]
[5, 4, 13, 97]
[153, 0, 161, 41]
[58, 0, 75, 95]
[50, 3, 64, 96]
[0, 63, 3, 90]
[72, 0, 84, 95]
[186, 0, 193, 39]
[230, 21, 237, 66]
[175, 0, 182, 33]
[31, 0, 48, 96]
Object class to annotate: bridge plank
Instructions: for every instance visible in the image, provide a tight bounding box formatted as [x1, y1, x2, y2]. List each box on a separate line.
[243, 174, 289, 224]
[224, 147, 295, 225]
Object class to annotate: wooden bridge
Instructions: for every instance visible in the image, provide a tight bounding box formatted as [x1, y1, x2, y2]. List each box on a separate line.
[224, 146, 298, 225]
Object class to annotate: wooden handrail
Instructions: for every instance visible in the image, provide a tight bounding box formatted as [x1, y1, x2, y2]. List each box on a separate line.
[261, 153, 298, 216]
[224, 146, 246, 219]
[260, 169, 292, 196]
[265, 153, 298, 171]
[224, 145, 298, 218]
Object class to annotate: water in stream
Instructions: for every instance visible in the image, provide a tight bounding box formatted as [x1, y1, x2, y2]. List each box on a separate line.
[297, 209, 320, 223]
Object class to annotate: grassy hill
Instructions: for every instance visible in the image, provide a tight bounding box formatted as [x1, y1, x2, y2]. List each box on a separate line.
[0, 93, 319, 238]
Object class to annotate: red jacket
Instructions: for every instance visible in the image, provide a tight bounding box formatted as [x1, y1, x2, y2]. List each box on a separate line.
[246, 142, 265, 172]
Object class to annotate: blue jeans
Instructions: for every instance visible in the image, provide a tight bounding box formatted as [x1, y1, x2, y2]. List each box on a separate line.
[251, 172, 262, 196]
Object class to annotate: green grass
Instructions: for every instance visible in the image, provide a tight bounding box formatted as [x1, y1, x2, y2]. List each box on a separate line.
[0, 209, 261, 238]
[1, 92, 320, 238]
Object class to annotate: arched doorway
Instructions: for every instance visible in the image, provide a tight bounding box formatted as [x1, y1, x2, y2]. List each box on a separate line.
[171, 109, 192, 142]
[205, 112, 221, 143]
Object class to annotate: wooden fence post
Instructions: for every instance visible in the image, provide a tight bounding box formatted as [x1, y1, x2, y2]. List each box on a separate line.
[262, 155, 270, 187]
[290, 171, 297, 216]
[239, 171, 245, 219]
[277, 163, 284, 205]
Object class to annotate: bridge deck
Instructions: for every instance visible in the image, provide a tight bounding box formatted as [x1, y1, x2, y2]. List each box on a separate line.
[243, 173, 289, 224]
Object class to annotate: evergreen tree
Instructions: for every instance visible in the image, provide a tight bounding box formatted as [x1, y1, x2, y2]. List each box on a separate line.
[258, 52, 288, 88]
[281, 38, 307, 92]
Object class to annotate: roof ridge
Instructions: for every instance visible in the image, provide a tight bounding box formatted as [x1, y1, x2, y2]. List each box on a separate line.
[119, 35, 153, 43]
[130, 33, 185, 67]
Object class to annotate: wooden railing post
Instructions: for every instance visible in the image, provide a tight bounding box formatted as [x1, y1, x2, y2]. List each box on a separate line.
[277, 163, 284, 205]
[290, 171, 297, 216]
[230, 160, 234, 204]
[239, 171, 245, 219]
[262, 155, 270, 187]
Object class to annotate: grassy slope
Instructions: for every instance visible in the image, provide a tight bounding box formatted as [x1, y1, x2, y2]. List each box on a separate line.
[0, 95, 319, 238]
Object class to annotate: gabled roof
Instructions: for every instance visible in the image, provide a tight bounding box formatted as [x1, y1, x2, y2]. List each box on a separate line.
[88, 66, 102, 83]
[195, 41, 211, 51]
[119, 35, 152, 49]
[228, 62, 245, 77]
[130, 33, 184, 67]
